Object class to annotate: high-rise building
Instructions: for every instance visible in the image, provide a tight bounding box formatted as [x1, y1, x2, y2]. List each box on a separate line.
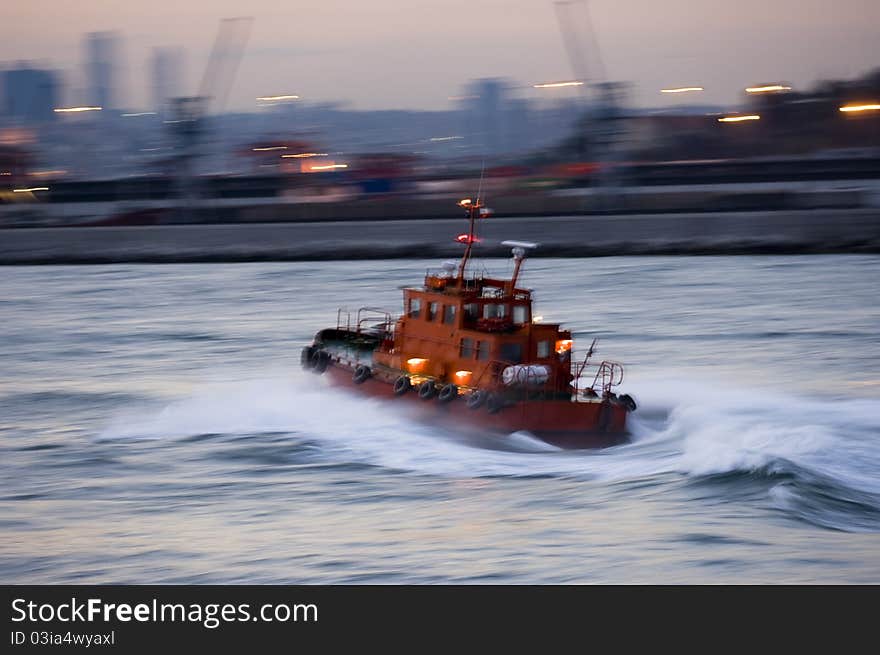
[151, 48, 184, 114]
[86, 32, 117, 109]
[2, 63, 60, 123]
[458, 78, 508, 156]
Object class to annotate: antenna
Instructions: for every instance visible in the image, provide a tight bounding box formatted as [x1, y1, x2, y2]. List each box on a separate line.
[502, 240, 539, 293]
[476, 159, 485, 204]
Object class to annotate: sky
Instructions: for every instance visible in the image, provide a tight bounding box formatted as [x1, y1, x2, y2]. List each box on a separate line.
[2, 0, 879, 112]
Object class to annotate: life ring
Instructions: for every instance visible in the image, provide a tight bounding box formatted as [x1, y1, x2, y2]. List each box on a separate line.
[438, 384, 458, 403]
[311, 349, 330, 373]
[486, 392, 505, 414]
[393, 376, 412, 396]
[618, 393, 637, 412]
[466, 390, 487, 410]
[418, 380, 436, 400]
[353, 365, 371, 384]
[300, 346, 315, 370]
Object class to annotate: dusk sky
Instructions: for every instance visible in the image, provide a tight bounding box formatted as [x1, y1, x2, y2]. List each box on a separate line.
[3, 0, 879, 112]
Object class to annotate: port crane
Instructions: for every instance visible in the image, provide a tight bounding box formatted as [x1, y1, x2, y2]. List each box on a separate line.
[168, 17, 253, 218]
[552, 1, 627, 200]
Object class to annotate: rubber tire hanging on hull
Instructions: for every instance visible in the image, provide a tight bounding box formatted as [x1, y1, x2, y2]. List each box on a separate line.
[619, 394, 637, 412]
[438, 384, 458, 403]
[418, 381, 436, 400]
[353, 365, 371, 384]
[487, 393, 505, 414]
[467, 390, 487, 410]
[301, 346, 315, 370]
[393, 376, 411, 396]
[311, 350, 330, 373]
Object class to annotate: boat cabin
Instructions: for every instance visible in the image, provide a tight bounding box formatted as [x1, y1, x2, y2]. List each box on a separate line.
[372, 264, 574, 395]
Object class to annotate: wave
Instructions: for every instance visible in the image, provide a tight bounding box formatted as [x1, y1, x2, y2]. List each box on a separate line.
[96, 369, 880, 531]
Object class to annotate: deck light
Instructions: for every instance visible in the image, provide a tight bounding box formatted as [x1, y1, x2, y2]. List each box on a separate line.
[407, 358, 428, 374]
[555, 339, 573, 354]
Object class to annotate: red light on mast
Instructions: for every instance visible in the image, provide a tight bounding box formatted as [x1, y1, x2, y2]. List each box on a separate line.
[456, 234, 481, 244]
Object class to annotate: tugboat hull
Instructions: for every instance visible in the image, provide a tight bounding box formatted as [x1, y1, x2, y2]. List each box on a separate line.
[319, 357, 630, 450]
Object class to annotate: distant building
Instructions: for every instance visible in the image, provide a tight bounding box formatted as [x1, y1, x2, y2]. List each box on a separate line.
[1, 64, 60, 123]
[458, 78, 510, 156]
[151, 47, 184, 114]
[86, 32, 117, 109]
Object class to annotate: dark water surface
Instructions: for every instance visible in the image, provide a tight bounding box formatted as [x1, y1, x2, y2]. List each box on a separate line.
[1, 256, 879, 583]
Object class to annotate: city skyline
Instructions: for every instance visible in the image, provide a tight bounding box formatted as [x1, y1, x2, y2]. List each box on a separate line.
[1, 0, 879, 113]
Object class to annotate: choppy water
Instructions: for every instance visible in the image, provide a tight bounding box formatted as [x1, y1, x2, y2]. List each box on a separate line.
[1, 256, 879, 583]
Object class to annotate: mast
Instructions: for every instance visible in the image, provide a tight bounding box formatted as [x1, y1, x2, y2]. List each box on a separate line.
[456, 198, 479, 284]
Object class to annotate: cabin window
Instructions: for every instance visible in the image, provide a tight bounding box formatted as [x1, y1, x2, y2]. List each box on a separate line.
[428, 302, 438, 321]
[408, 298, 421, 319]
[483, 303, 507, 319]
[537, 340, 551, 358]
[500, 342, 523, 364]
[464, 303, 480, 321]
[476, 341, 490, 361]
[460, 338, 474, 358]
[513, 305, 528, 324]
[443, 305, 457, 325]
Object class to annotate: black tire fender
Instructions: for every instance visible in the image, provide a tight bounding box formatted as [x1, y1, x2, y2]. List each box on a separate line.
[418, 380, 436, 400]
[393, 376, 411, 396]
[619, 393, 637, 412]
[487, 392, 505, 414]
[438, 384, 458, 403]
[466, 390, 487, 410]
[301, 346, 315, 370]
[353, 365, 371, 384]
[311, 349, 330, 373]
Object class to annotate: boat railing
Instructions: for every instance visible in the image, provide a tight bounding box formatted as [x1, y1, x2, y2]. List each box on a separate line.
[591, 361, 625, 397]
[336, 308, 352, 332]
[356, 307, 394, 341]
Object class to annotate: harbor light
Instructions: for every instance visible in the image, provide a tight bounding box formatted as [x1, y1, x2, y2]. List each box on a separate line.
[660, 87, 704, 94]
[533, 80, 584, 89]
[53, 106, 102, 113]
[718, 115, 761, 123]
[745, 85, 791, 94]
[309, 164, 348, 171]
[839, 103, 880, 113]
[454, 370, 473, 386]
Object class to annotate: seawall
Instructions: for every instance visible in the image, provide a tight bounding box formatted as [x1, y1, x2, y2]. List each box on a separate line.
[1, 209, 879, 264]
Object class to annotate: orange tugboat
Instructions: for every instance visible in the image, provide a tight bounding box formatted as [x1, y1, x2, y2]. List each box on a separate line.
[301, 198, 637, 449]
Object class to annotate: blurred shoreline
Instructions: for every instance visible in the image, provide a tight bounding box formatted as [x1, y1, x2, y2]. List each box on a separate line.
[2, 209, 878, 264]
